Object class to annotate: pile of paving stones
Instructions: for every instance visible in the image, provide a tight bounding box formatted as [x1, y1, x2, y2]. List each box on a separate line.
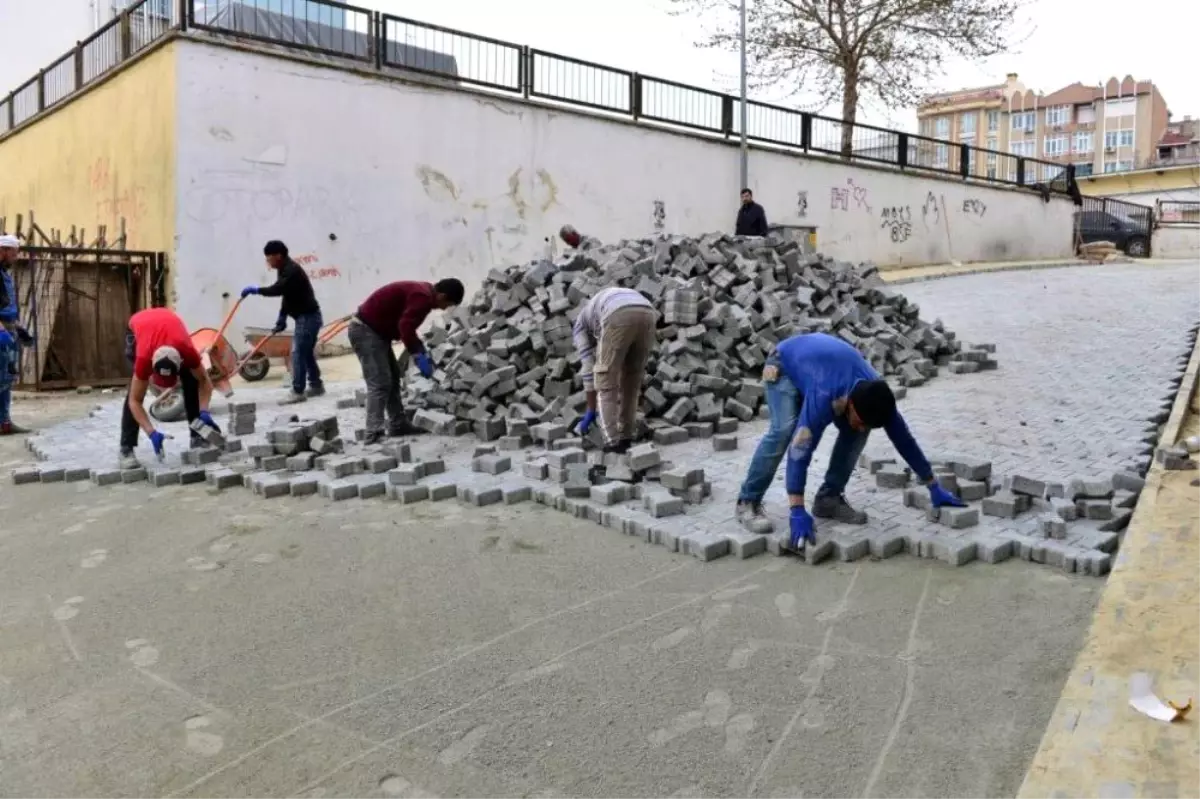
[401, 233, 997, 442]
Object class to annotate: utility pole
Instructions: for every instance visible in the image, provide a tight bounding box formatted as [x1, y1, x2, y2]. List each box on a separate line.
[739, 0, 749, 189]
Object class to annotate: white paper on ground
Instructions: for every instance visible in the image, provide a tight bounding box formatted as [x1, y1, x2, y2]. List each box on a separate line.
[1129, 672, 1180, 722]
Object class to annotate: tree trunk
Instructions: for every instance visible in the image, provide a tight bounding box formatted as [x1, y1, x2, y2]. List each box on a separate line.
[840, 73, 859, 157]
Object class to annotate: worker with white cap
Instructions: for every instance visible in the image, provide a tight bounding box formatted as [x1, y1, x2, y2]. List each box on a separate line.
[119, 307, 219, 468]
[0, 233, 32, 436]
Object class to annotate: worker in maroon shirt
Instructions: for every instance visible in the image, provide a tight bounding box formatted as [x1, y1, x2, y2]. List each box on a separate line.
[349, 278, 465, 443]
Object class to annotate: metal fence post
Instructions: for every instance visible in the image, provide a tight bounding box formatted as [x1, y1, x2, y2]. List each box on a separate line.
[371, 12, 382, 69]
[897, 133, 909, 168]
[4, 92, 12, 129]
[178, 0, 188, 30]
[631, 74, 642, 120]
[800, 113, 811, 151]
[73, 43, 84, 89]
[959, 144, 970, 179]
[118, 11, 132, 60]
[520, 47, 532, 99]
[720, 94, 733, 137]
[36, 69, 45, 112]
[1016, 158, 1025, 187]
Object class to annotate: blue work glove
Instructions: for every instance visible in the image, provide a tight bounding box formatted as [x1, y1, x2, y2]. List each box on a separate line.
[197, 410, 219, 430]
[148, 430, 167, 456]
[14, 325, 33, 345]
[789, 506, 815, 549]
[414, 352, 434, 378]
[240, 285, 259, 299]
[928, 481, 967, 508]
[272, 317, 286, 334]
[0, 329, 12, 347]
[578, 408, 598, 435]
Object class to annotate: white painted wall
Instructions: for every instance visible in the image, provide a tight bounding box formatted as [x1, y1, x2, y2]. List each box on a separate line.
[1153, 226, 1200, 259]
[172, 40, 1075, 330]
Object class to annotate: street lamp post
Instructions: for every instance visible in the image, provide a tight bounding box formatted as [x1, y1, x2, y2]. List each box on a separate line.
[739, 0, 749, 189]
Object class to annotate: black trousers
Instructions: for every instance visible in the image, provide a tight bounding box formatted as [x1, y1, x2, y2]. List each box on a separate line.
[120, 329, 200, 450]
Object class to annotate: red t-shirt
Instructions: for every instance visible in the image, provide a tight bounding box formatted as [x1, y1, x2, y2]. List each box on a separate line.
[129, 308, 202, 381]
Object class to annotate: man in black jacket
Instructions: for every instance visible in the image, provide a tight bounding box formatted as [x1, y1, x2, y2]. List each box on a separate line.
[242, 240, 324, 405]
[735, 188, 769, 237]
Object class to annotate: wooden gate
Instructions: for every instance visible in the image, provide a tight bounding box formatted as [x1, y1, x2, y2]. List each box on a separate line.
[1, 213, 168, 390]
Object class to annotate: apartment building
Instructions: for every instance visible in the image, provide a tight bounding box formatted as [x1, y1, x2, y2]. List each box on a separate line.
[917, 74, 1170, 182]
[1156, 116, 1199, 166]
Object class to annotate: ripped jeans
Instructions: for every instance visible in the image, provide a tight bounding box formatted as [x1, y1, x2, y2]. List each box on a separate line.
[737, 360, 869, 504]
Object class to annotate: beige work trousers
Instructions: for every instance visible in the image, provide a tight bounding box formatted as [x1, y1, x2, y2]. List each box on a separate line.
[593, 305, 658, 443]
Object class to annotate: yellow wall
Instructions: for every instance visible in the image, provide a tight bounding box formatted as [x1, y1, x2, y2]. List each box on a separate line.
[0, 42, 176, 253]
[1079, 164, 1200, 197]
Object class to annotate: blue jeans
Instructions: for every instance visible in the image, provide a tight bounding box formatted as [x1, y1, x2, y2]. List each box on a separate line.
[0, 335, 16, 425]
[291, 312, 323, 394]
[737, 365, 870, 504]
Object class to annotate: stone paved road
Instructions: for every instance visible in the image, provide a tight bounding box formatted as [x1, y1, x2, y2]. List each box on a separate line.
[0, 262, 1196, 798]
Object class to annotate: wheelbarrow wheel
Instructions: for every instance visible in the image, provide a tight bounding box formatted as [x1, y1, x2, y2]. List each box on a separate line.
[239, 352, 271, 382]
[148, 385, 187, 424]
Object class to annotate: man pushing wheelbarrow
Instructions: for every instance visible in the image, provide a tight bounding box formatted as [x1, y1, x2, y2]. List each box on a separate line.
[241, 240, 324, 405]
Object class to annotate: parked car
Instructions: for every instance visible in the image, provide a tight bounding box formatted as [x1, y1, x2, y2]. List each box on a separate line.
[1074, 210, 1150, 257]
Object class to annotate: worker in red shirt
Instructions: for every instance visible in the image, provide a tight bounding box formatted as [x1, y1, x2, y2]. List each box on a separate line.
[120, 308, 219, 469]
[349, 278, 465, 444]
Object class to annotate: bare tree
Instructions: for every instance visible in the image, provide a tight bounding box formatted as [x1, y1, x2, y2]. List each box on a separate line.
[669, 0, 1026, 154]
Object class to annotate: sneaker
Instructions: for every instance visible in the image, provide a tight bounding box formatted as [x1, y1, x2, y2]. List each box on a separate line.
[362, 430, 386, 446]
[0, 421, 28, 435]
[118, 449, 140, 470]
[278, 391, 307, 406]
[812, 493, 869, 525]
[735, 500, 775, 534]
[305, 384, 326, 398]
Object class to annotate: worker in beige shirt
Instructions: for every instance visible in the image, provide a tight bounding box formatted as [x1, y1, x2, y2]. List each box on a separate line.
[572, 286, 658, 453]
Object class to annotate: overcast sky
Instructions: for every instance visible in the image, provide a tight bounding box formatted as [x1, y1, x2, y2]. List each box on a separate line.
[369, 0, 1200, 131]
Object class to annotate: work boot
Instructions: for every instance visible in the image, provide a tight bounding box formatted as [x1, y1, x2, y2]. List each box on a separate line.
[602, 439, 631, 455]
[387, 421, 428, 438]
[0, 420, 28, 435]
[305, 383, 326, 398]
[278, 391, 307, 406]
[811, 493, 869, 525]
[362, 430, 386, 446]
[735, 500, 775, 534]
[118, 448, 140, 470]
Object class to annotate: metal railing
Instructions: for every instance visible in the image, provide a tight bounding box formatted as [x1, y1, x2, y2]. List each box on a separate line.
[1157, 200, 1200, 224]
[1, 0, 1080, 198]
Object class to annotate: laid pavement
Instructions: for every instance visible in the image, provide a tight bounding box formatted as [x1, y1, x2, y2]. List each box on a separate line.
[0, 260, 1197, 797]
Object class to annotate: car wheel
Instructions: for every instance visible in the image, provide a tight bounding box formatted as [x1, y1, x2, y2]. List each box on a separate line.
[1125, 237, 1148, 257]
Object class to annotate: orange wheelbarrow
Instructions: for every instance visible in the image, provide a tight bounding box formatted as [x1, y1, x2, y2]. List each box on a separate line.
[146, 304, 350, 423]
[239, 314, 352, 383]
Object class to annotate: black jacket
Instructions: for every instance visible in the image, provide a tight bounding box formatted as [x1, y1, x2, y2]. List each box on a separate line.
[258, 258, 320, 320]
[735, 202, 769, 236]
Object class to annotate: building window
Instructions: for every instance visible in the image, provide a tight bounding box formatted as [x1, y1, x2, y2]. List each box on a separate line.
[1044, 136, 1067, 157]
[933, 143, 949, 168]
[1074, 131, 1093, 153]
[1073, 162, 1094, 177]
[987, 110, 1000, 132]
[935, 117, 950, 138]
[1010, 140, 1034, 157]
[960, 112, 977, 137]
[1042, 164, 1065, 181]
[986, 164, 997, 180]
[1104, 129, 1135, 148]
[1046, 105, 1072, 126]
[1102, 160, 1134, 174]
[986, 136, 997, 152]
[1077, 105, 1096, 125]
[1104, 97, 1136, 118]
[1011, 111, 1035, 132]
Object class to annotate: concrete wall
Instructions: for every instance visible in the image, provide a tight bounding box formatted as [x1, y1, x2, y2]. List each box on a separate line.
[1153, 226, 1200, 259]
[170, 39, 1072, 328]
[0, 44, 177, 253]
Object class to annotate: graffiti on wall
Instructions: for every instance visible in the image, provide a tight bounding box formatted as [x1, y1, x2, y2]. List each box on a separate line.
[921, 191, 941, 229]
[879, 206, 913, 243]
[830, 178, 871, 213]
[796, 191, 808, 218]
[962, 198, 987, 217]
[182, 169, 349, 226]
[653, 200, 666, 232]
[89, 156, 146, 233]
[292, 252, 342, 281]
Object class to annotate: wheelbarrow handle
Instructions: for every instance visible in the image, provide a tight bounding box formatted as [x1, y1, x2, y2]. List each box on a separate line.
[233, 328, 279, 373]
[207, 296, 245, 357]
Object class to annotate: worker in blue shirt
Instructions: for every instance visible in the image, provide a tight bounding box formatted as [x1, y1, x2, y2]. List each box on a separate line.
[735, 333, 964, 549]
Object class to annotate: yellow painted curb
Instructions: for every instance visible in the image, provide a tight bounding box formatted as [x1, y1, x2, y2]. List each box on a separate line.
[1018, 330, 1200, 799]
